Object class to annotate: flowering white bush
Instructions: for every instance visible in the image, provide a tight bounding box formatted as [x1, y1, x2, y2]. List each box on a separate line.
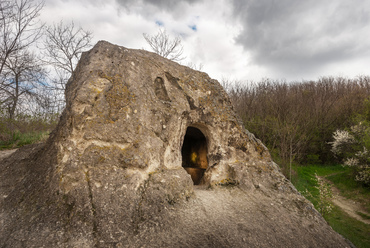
[330, 123, 370, 185]
[344, 157, 359, 167]
[330, 129, 355, 154]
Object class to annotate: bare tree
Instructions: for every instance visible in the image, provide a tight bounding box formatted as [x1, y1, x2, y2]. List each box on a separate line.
[0, 0, 44, 76]
[43, 21, 93, 83]
[42, 21, 93, 111]
[186, 61, 203, 71]
[143, 28, 185, 62]
[0, 0, 44, 120]
[1, 49, 46, 120]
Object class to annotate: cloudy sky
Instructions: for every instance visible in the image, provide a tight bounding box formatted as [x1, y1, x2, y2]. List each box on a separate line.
[40, 0, 370, 82]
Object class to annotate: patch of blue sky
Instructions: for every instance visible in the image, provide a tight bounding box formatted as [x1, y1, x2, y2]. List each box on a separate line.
[188, 25, 197, 31]
[155, 20, 164, 26]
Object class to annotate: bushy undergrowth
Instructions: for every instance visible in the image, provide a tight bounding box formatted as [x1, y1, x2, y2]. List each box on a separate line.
[329, 99, 370, 185]
[0, 130, 50, 149]
[0, 114, 58, 149]
[224, 76, 370, 175]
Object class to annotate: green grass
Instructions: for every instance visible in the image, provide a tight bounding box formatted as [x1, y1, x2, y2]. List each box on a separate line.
[0, 130, 49, 149]
[327, 172, 370, 212]
[291, 164, 346, 205]
[357, 211, 370, 220]
[0, 115, 58, 150]
[291, 164, 370, 248]
[326, 206, 370, 248]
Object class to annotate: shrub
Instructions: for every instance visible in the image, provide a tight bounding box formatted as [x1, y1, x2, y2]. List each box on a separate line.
[329, 123, 370, 185]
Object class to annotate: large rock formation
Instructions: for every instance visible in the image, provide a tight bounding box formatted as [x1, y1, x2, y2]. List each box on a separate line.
[0, 41, 352, 247]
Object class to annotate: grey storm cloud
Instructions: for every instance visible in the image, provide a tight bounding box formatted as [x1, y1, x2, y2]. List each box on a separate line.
[231, 0, 370, 77]
[111, 0, 370, 79]
[114, 0, 202, 14]
[44, 0, 369, 80]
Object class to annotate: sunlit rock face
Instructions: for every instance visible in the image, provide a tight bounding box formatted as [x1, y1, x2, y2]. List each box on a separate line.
[0, 41, 352, 247]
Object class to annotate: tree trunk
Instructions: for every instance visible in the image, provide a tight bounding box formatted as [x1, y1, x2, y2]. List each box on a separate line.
[9, 74, 19, 120]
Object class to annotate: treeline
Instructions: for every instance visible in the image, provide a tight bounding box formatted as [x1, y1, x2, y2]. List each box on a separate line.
[224, 76, 370, 175]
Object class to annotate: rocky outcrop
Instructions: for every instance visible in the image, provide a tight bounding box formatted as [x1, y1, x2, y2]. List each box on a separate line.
[0, 41, 351, 247]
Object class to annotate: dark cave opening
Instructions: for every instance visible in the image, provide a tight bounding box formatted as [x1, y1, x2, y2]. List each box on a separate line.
[181, 127, 208, 185]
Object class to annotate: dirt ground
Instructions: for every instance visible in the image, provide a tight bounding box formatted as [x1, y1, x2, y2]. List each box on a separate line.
[0, 149, 18, 161]
[331, 184, 370, 224]
[1, 148, 368, 225]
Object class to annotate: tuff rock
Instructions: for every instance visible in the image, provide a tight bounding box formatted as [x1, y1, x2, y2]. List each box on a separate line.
[0, 41, 352, 247]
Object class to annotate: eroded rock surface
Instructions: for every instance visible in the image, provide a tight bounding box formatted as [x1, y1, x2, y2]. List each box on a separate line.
[0, 41, 352, 247]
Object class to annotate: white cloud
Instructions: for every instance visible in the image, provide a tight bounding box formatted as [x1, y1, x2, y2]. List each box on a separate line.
[40, 0, 370, 83]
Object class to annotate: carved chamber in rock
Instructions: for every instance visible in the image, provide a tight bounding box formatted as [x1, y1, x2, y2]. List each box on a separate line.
[181, 126, 208, 184]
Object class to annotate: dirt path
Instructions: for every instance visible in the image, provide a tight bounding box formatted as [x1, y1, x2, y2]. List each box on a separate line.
[319, 176, 370, 225]
[0, 149, 18, 161]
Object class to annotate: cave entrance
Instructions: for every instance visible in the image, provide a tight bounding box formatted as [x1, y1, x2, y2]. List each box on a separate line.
[181, 127, 208, 185]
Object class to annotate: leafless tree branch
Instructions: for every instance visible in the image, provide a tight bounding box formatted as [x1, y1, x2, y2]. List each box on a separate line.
[42, 20, 93, 110]
[43, 20, 93, 75]
[143, 28, 185, 62]
[0, 0, 45, 120]
[0, 0, 44, 76]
